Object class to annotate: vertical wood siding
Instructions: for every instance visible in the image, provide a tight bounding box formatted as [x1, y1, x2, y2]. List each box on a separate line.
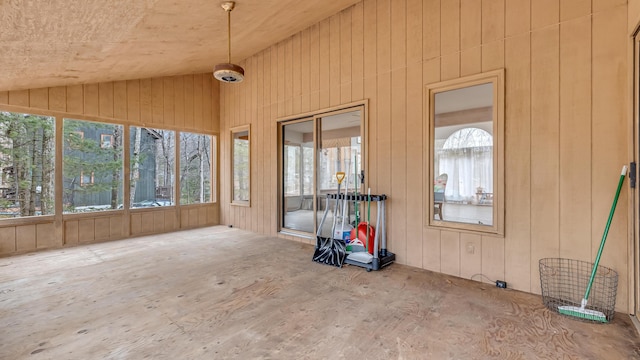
[0, 74, 220, 255]
[218, 0, 631, 312]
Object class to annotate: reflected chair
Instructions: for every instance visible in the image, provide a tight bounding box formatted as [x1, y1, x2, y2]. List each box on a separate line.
[434, 173, 448, 220]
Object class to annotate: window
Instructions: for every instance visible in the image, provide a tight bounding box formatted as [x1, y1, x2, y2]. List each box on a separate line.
[68, 131, 84, 150]
[130, 127, 175, 208]
[80, 171, 94, 186]
[179, 132, 214, 205]
[0, 111, 55, 218]
[100, 134, 113, 149]
[426, 70, 504, 235]
[63, 119, 123, 213]
[284, 144, 302, 196]
[0, 112, 217, 218]
[231, 125, 250, 205]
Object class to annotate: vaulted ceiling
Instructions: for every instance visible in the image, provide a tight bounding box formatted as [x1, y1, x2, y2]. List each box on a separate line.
[0, 0, 360, 92]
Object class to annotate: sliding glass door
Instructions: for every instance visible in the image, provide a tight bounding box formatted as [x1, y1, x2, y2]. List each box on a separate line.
[282, 119, 315, 233]
[280, 107, 364, 236]
[316, 110, 362, 235]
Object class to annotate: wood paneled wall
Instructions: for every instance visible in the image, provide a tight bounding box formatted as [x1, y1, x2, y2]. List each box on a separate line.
[0, 74, 219, 133]
[629, 0, 640, 318]
[0, 74, 220, 256]
[219, 0, 632, 311]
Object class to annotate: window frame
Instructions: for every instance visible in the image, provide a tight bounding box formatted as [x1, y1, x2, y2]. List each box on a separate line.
[69, 131, 84, 150]
[0, 111, 56, 219]
[80, 170, 94, 186]
[0, 104, 220, 224]
[62, 118, 124, 214]
[178, 131, 214, 206]
[230, 125, 251, 207]
[100, 134, 113, 149]
[425, 69, 505, 236]
[130, 127, 176, 209]
[276, 102, 367, 237]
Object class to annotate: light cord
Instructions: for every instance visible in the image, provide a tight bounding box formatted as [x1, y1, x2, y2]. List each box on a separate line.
[470, 273, 495, 283]
[227, 9, 231, 63]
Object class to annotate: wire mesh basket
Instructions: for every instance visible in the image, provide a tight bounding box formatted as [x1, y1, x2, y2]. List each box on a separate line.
[539, 258, 618, 322]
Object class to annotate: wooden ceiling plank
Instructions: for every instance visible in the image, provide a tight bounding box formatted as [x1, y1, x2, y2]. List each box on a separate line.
[0, 0, 362, 92]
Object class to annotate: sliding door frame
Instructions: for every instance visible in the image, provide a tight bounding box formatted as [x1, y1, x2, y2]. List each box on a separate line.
[277, 100, 369, 238]
[632, 28, 640, 320]
[277, 117, 315, 238]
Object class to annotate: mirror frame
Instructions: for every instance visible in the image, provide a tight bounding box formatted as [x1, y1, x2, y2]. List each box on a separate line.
[425, 69, 505, 236]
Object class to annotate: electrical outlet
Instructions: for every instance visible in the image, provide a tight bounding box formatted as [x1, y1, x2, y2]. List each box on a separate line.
[496, 280, 507, 289]
[466, 244, 475, 254]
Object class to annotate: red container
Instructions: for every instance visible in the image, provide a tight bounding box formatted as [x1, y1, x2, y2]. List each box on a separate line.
[350, 222, 375, 255]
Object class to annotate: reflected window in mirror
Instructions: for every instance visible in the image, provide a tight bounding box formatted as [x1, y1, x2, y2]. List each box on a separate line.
[426, 70, 504, 235]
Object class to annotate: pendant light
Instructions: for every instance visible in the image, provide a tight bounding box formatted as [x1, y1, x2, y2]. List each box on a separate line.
[213, 1, 245, 83]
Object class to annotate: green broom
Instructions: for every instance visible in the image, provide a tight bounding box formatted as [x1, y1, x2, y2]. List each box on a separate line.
[558, 165, 627, 322]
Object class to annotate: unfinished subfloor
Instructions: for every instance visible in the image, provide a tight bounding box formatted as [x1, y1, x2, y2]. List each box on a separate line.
[1, 226, 639, 359]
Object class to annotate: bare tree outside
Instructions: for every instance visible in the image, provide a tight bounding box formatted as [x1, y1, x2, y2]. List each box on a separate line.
[0, 112, 55, 218]
[0, 114, 214, 218]
[158, 130, 175, 202]
[130, 127, 175, 208]
[179, 132, 212, 205]
[232, 129, 249, 203]
[130, 127, 142, 207]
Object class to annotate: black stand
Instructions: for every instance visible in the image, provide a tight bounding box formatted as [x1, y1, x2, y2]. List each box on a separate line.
[328, 193, 395, 271]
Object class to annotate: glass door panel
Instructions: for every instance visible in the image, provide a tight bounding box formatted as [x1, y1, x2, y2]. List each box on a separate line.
[280, 107, 364, 236]
[316, 110, 362, 235]
[282, 120, 315, 233]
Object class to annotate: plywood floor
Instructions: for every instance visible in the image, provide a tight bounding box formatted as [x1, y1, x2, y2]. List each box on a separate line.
[1, 226, 639, 359]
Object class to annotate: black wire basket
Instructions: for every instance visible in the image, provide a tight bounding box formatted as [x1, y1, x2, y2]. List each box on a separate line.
[539, 258, 618, 322]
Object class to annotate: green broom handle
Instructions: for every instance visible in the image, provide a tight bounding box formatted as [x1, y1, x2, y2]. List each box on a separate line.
[354, 156, 359, 225]
[366, 188, 371, 252]
[584, 165, 627, 300]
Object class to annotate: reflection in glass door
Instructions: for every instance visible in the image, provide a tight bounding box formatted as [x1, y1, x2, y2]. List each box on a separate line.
[282, 120, 315, 233]
[316, 110, 362, 235]
[280, 108, 363, 236]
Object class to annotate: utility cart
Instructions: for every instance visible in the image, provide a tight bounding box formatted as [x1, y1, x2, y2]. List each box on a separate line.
[326, 193, 395, 271]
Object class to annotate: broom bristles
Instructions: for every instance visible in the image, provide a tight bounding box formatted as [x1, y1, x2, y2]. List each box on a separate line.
[558, 304, 608, 323]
